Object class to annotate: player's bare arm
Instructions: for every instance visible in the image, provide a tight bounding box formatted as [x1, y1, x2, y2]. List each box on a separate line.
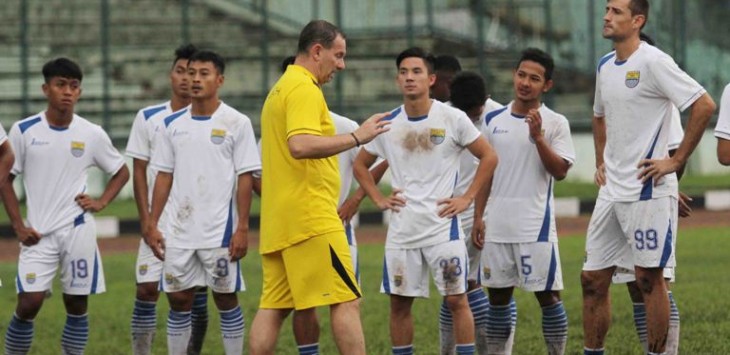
[287, 112, 391, 159]
[718, 138, 730, 166]
[76, 164, 130, 213]
[146, 171, 173, 261]
[338, 159, 390, 222]
[1, 174, 42, 246]
[353, 149, 405, 212]
[527, 109, 571, 180]
[592, 114, 607, 186]
[230, 172, 254, 261]
[437, 136, 497, 218]
[639, 93, 715, 185]
[131, 158, 152, 231]
[0, 141, 14, 189]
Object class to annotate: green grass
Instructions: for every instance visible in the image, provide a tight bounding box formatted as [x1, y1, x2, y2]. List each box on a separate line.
[1, 227, 729, 354]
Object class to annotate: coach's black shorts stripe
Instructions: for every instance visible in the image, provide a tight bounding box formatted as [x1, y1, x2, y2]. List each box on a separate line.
[329, 245, 361, 298]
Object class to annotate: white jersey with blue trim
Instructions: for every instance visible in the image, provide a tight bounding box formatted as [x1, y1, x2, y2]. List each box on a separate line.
[593, 42, 704, 201]
[363, 100, 481, 249]
[331, 112, 360, 207]
[125, 101, 175, 205]
[714, 83, 730, 141]
[482, 102, 575, 243]
[667, 106, 684, 151]
[0, 123, 7, 145]
[455, 98, 503, 230]
[151, 102, 261, 249]
[8, 112, 126, 234]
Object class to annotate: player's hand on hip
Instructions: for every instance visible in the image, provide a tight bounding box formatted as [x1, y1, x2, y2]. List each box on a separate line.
[143, 227, 166, 261]
[437, 196, 471, 218]
[229, 229, 248, 262]
[472, 219, 485, 250]
[525, 109, 543, 141]
[354, 112, 392, 144]
[75, 194, 106, 213]
[374, 189, 406, 212]
[15, 225, 42, 247]
[678, 191, 693, 218]
[637, 157, 681, 186]
[594, 163, 607, 186]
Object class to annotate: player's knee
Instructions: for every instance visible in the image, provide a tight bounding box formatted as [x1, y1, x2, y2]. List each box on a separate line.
[211, 291, 238, 311]
[635, 268, 664, 294]
[444, 294, 469, 312]
[581, 271, 610, 298]
[16, 292, 46, 320]
[136, 282, 160, 302]
[62, 294, 88, 315]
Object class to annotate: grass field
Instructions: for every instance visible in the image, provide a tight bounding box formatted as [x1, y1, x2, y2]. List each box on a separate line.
[0, 227, 729, 354]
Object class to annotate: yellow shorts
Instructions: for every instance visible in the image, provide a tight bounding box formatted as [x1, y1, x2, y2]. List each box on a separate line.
[259, 231, 361, 310]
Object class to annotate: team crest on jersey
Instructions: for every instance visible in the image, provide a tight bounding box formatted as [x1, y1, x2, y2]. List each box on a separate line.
[483, 267, 491, 280]
[26, 273, 37, 284]
[164, 273, 175, 285]
[138, 264, 148, 276]
[210, 129, 226, 145]
[393, 274, 403, 287]
[70, 141, 85, 157]
[625, 71, 640, 88]
[430, 128, 446, 145]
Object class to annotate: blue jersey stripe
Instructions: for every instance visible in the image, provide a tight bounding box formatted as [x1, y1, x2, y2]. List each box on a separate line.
[235, 260, 242, 291]
[91, 252, 100, 294]
[544, 245, 557, 291]
[143, 105, 167, 120]
[19, 117, 41, 134]
[73, 213, 85, 227]
[597, 52, 616, 73]
[16, 274, 24, 293]
[640, 126, 663, 201]
[485, 107, 508, 127]
[537, 179, 553, 242]
[221, 199, 234, 247]
[164, 108, 188, 127]
[381, 257, 391, 294]
[345, 223, 353, 245]
[384, 107, 402, 121]
[659, 220, 674, 268]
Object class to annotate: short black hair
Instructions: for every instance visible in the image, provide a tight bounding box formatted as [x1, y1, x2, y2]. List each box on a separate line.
[188, 50, 225, 75]
[639, 32, 655, 46]
[396, 47, 436, 73]
[297, 20, 346, 54]
[450, 72, 487, 113]
[629, 0, 649, 28]
[516, 48, 554, 81]
[42, 57, 83, 83]
[280, 55, 296, 73]
[173, 43, 198, 68]
[434, 55, 462, 73]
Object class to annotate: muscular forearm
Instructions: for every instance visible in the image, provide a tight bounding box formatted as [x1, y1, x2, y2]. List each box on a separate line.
[592, 115, 606, 167]
[132, 160, 150, 223]
[0, 177, 24, 230]
[236, 173, 254, 232]
[288, 133, 358, 159]
[534, 137, 570, 180]
[149, 172, 173, 225]
[97, 165, 130, 209]
[673, 94, 716, 165]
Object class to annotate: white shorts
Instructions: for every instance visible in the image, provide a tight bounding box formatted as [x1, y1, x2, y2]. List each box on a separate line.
[161, 247, 245, 294]
[381, 239, 468, 298]
[480, 241, 563, 292]
[345, 223, 359, 284]
[16, 214, 106, 295]
[463, 222, 483, 283]
[584, 197, 677, 271]
[135, 239, 164, 284]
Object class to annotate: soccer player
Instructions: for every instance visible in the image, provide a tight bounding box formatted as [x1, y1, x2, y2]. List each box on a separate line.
[716, 83, 730, 165]
[2, 58, 130, 355]
[608, 32, 689, 355]
[582, 1, 716, 354]
[471, 48, 574, 355]
[250, 20, 389, 355]
[432, 60, 516, 355]
[146, 50, 260, 355]
[354, 47, 498, 355]
[125, 44, 211, 355]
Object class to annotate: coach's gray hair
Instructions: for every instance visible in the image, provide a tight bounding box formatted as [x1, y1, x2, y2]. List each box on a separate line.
[297, 20, 345, 54]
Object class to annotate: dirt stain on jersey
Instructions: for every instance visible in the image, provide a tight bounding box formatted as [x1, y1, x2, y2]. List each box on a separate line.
[401, 129, 433, 152]
[177, 198, 194, 222]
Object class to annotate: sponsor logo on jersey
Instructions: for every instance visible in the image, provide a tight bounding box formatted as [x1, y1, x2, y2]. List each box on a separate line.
[172, 129, 189, 137]
[492, 127, 508, 134]
[138, 264, 148, 276]
[211, 128, 226, 145]
[26, 273, 37, 284]
[625, 70, 640, 88]
[71, 141, 85, 157]
[430, 128, 446, 145]
[30, 138, 50, 146]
